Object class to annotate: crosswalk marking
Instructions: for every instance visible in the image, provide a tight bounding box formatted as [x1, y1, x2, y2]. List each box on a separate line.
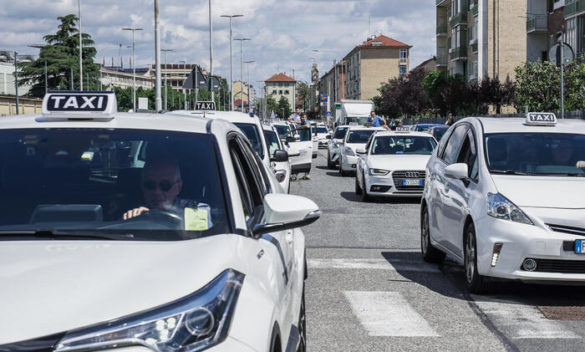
[472, 297, 581, 339]
[344, 291, 439, 337]
[308, 258, 440, 272]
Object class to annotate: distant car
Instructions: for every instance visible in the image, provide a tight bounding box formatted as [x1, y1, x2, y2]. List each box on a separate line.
[413, 124, 443, 133]
[429, 125, 450, 141]
[355, 129, 437, 201]
[313, 123, 330, 149]
[263, 124, 292, 193]
[327, 125, 350, 169]
[338, 126, 385, 176]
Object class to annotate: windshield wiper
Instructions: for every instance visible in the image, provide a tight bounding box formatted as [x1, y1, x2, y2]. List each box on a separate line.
[490, 170, 529, 175]
[0, 229, 134, 241]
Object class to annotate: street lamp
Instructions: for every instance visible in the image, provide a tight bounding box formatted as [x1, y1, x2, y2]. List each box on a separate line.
[154, 0, 162, 112]
[14, 51, 18, 115]
[122, 27, 143, 112]
[234, 37, 250, 112]
[179, 60, 187, 110]
[78, 0, 83, 90]
[161, 49, 173, 110]
[220, 14, 243, 111]
[244, 60, 255, 112]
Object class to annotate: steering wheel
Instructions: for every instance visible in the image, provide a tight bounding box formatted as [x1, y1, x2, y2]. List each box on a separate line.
[128, 209, 183, 227]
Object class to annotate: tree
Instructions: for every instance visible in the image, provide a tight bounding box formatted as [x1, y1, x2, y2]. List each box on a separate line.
[514, 60, 560, 112]
[277, 96, 292, 119]
[374, 68, 430, 119]
[297, 82, 310, 111]
[422, 70, 449, 116]
[18, 14, 100, 97]
[266, 96, 279, 117]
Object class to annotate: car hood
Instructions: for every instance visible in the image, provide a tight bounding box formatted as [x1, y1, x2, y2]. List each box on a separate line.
[0, 235, 247, 344]
[492, 175, 585, 209]
[368, 154, 431, 171]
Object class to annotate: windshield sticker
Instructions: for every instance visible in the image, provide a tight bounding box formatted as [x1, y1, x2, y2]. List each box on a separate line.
[184, 207, 210, 232]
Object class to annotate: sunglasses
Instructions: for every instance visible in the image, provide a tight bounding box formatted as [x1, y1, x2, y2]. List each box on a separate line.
[143, 179, 176, 192]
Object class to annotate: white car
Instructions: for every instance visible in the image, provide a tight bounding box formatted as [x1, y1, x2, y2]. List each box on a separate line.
[355, 130, 437, 201]
[0, 92, 320, 352]
[263, 124, 292, 193]
[272, 121, 312, 177]
[311, 123, 330, 149]
[326, 125, 350, 169]
[422, 113, 585, 293]
[338, 126, 384, 176]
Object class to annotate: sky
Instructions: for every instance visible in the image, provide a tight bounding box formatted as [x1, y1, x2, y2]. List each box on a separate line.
[0, 0, 436, 95]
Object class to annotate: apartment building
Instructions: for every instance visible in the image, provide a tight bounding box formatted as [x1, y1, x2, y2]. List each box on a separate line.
[344, 35, 411, 100]
[318, 60, 346, 106]
[265, 73, 296, 109]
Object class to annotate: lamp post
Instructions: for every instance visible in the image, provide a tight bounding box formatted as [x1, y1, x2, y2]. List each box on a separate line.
[14, 51, 18, 115]
[220, 14, 243, 111]
[161, 49, 173, 110]
[244, 60, 255, 112]
[208, 0, 214, 102]
[234, 37, 250, 112]
[78, 0, 83, 90]
[122, 27, 143, 112]
[179, 60, 187, 110]
[154, 0, 162, 112]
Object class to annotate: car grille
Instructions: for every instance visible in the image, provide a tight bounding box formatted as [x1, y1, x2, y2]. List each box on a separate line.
[527, 258, 585, 274]
[547, 224, 585, 236]
[392, 170, 425, 191]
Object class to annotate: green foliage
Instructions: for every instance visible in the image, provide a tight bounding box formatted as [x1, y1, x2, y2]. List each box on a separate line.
[18, 14, 100, 97]
[277, 96, 292, 119]
[374, 68, 430, 119]
[514, 61, 560, 111]
[297, 82, 310, 111]
[266, 96, 279, 117]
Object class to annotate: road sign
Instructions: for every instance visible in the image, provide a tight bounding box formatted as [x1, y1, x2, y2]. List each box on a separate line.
[195, 101, 216, 110]
[320, 94, 328, 103]
[326, 111, 332, 117]
[548, 42, 574, 67]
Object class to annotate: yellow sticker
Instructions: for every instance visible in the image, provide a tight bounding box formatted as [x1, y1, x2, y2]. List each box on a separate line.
[184, 207, 209, 231]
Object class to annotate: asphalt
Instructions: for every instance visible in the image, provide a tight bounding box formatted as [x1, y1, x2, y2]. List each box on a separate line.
[291, 150, 585, 352]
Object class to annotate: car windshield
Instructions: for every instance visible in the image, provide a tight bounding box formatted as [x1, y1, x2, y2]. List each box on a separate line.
[432, 127, 449, 141]
[347, 130, 376, 143]
[234, 123, 265, 159]
[263, 130, 281, 156]
[347, 117, 370, 125]
[485, 133, 585, 176]
[371, 136, 437, 155]
[0, 129, 230, 240]
[333, 127, 349, 139]
[317, 127, 328, 134]
[274, 125, 290, 138]
[414, 125, 438, 132]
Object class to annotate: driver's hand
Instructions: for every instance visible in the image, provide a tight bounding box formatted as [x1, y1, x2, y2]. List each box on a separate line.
[577, 161, 585, 169]
[123, 206, 149, 220]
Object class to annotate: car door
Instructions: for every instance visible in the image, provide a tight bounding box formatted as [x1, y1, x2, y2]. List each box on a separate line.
[432, 124, 468, 253]
[441, 128, 479, 259]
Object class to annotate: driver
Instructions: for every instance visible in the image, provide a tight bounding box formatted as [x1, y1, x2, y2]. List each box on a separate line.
[123, 157, 189, 220]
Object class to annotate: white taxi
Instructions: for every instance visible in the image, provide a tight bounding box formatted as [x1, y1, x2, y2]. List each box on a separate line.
[0, 92, 319, 352]
[422, 113, 585, 293]
[263, 124, 292, 193]
[355, 129, 437, 201]
[326, 125, 350, 169]
[338, 126, 384, 176]
[272, 121, 312, 176]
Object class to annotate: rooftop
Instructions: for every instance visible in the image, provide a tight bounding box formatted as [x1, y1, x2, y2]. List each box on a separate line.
[360, 35, 411, 49]
[265, 73, 296, 83]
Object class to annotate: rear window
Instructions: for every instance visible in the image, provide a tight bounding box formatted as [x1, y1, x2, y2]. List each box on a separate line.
[347, 129, 376, 144]
[0, 129, 230, 241]
[333, 127, 348, 139]
[372, 136, 437, 155]
[234, 123, 265, 159]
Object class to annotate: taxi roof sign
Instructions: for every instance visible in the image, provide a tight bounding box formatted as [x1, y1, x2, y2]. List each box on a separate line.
[525, 112, 557, 126]
[42, 91, 117, 120]
[395, 126, 411, 133]
[194, 101, 216, 111]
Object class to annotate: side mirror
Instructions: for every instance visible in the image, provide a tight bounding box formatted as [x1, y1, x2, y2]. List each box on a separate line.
[445, 163, 468, 180]
[252, 193, 321, 237]
[271, 149, 289, 162]
[326, 135, 332, 139]
[356, 147, 366, 154]
[286, 136, 295, 143]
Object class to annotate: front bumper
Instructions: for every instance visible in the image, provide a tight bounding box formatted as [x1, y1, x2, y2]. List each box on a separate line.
[476, 216, 585, 282]
[363, 174, 424, 197]
[340, 154, 358, 172]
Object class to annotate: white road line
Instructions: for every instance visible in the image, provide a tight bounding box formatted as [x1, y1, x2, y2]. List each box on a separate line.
[472, 297, 580, 339]
[344, 291, 439, 337]
[308, 258, 440, 272]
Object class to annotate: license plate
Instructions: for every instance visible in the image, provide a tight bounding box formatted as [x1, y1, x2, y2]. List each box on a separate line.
[403, 179, 422, 186]
[576, 240, 585, 254]
[351, 164, 356, 168]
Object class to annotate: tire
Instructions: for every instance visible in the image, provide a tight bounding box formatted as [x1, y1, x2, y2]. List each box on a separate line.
[327, 150, 334, 169]
[296, 285, 307, 352]
[420, 205, 445, 263]
[464, 223, 489, 294]
[355, 175, 362, 195]
[360, 173, 371, 202]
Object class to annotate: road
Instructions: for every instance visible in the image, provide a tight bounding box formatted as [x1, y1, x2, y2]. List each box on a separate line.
[291, 150, 585, 352]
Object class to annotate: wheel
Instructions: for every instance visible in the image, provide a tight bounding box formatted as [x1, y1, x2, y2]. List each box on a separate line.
[360, 173, 371, 202]
[296, 285, 306, 352]
[420, 205, 445, 263]
[327, 150, 335, 169]
[355, 175, 362, 195]
[464, 223, 489, 294]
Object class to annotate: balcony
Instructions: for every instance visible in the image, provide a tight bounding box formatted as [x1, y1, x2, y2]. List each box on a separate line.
[450, 11, 468, 27]
[526, 15, 547, 33]
[450, 46, 468, 60]
[565, 0, 585, 17]
[436, 0, 450, 6]
[437, 22, 448, 36]
[436, 51, 448, 67]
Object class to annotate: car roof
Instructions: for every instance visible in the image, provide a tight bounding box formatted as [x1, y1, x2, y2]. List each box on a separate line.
[472, 117, 585, 134]
[169, 110, 261, 125]
[262, 124, 276, 132]
[374, 130, 434, 138]
[415, 123, 442, 127]
[347, 126, 385, 131]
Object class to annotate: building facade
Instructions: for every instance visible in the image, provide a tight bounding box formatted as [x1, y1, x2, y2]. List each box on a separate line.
[100, 67, 154, 90]
[0, 52, 34, 96]
[265, 73, 296, 109]
[344, 35, 411, 100]
[233, 81, 255, 108]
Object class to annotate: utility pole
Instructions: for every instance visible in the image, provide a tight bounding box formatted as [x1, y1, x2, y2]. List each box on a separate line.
[221, 14, 243, 111]
[245, 60, 255, 112]
[122, 27, 143, 111]
[161, 49, 173, 110]
[180, 60, 187, 110]
[154, 0, 162, 112]
[208, 0, 214, 102]
[234, 37, 250, 112]
[78, 0, 83, 90]
[14, 51, 19, 115]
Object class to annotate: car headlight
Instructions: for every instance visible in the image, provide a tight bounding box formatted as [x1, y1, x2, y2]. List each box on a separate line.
[487, 193, 533, 225]
[55, 269, 245, 352]
[369, 168, 390, 176]
[344, 147, 355, 156]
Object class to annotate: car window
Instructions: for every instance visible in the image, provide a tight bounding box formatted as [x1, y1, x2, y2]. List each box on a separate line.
[234, 123, 265, 160]
[442, 124, 468, 164]
[347, 130, 377, 143]
[333, 127, 349, 139]
[0, 128, 229, 240]
[263, 130, 281, 156]
[317, 127, 328, 134]
[372, 136, 437, 155]
[457, 130, 479, 182]
[274, 125, 290, 138]
[229, 137, 266, 222]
